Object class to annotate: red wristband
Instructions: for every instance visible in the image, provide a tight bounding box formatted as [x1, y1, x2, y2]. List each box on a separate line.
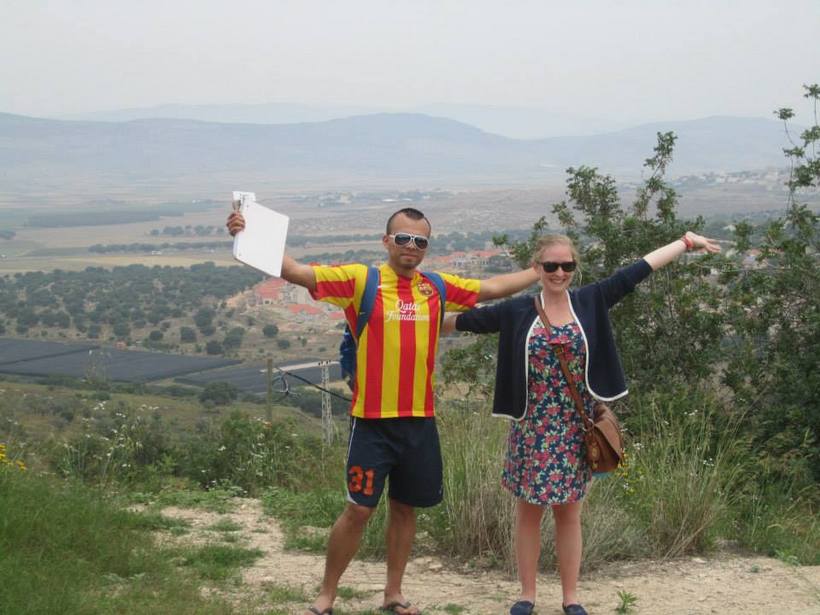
[681, 235, 694, 251]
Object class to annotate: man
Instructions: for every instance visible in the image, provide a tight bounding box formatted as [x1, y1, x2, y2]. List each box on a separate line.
[227, 206, 537, 615]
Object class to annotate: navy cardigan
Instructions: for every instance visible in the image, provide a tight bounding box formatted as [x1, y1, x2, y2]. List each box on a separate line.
[456, 259, 653, 420]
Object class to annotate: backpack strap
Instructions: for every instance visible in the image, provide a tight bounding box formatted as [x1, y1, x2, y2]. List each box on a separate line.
[421, 271, 447, 326]
[355, 268, 446, 339]
[354, 266, 380, 339]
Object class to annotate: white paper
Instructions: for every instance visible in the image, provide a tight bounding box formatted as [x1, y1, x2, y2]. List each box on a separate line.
[231, 191, 289, 278]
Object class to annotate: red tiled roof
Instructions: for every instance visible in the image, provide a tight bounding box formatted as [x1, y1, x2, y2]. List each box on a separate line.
[287, 304, 322, 315]
[254, 278, 288, 300]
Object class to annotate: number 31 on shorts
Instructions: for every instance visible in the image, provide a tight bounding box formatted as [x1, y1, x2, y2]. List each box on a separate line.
[348, 465, 375, 496]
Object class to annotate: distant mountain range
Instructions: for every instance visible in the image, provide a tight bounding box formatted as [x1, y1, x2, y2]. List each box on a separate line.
[59, 102, 626, 139]
[0, 111, 791, 192]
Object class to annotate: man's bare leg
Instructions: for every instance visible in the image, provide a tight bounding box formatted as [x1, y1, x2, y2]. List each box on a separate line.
[305, 502, 374, 615]
[382, 498, 420, 615]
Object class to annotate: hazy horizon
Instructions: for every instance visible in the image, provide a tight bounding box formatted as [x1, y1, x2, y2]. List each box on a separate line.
[2, 1, 819, 128]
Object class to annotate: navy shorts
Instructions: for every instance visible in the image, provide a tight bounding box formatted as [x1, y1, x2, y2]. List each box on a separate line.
[346, 416, 443, 508]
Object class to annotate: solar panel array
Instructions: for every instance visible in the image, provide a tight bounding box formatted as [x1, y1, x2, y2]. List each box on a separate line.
[0, 337, 340, 394]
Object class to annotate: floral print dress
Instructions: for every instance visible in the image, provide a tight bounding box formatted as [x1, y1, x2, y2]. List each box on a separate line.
[501, 320, 594, 505]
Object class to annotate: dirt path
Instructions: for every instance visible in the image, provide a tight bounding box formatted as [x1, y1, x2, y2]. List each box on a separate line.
[160, 499, 820, 615]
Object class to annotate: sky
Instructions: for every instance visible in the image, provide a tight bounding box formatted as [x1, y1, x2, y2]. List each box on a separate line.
[2, 0, 819, 124]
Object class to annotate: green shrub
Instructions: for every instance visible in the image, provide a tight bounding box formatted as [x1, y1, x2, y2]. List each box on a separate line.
[181, 411, 328, 494]
[620, 389, 745, 557]
[432, 405, 515, 567]
[198, 381, 239, 405]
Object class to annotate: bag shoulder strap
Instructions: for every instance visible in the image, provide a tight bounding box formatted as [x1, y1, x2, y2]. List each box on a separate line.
[354, 266, 380, 339]
[421, 271, 447, 326]
[533, 295, 593, 430]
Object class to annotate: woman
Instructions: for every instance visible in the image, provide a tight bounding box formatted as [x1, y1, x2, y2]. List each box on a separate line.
[448, 232, 720, 615]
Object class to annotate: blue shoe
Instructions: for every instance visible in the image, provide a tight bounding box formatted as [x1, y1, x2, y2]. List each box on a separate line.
[562, 604, 588, 615]
[510, 600, 535, 615]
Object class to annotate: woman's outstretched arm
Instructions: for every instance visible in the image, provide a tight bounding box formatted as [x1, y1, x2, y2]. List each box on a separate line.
[643, 231, 721, 271]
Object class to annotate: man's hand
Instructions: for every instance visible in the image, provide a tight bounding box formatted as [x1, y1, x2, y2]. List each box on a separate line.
[226, 211, 245, 236]
[441, 314, 458, 335]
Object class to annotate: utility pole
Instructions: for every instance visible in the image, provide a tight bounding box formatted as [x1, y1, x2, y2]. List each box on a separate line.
[266, 357, 273, 422]
[319, 359, 334, 444]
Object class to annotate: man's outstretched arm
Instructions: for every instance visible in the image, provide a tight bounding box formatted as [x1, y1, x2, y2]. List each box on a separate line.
[476, 267, 539, 302]
[227, 211, 317, 291]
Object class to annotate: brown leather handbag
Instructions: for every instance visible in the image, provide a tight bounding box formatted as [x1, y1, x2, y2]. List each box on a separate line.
[534, 296, 624, 472]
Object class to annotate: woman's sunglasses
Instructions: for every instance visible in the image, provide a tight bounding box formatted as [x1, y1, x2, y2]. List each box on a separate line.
[540, 261, 577, 273]
[389, 233, 429, 250]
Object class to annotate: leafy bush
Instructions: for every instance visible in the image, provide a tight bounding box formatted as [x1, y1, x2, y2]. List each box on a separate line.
[198, 382, 239, 406]
[181, 411, 327, 494]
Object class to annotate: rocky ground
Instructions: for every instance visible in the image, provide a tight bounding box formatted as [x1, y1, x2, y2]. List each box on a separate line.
[159, 499, 820, 615]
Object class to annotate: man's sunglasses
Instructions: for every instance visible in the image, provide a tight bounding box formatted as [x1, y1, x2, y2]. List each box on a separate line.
[540, 261, 577, 273]
[390, 233, 429, 250]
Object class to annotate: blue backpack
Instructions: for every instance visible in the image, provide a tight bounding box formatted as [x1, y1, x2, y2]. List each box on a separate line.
[339, 267, 447, 391]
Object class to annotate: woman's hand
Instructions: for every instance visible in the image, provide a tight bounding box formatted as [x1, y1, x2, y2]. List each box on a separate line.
[645, 232, 722, 270]
[684, 231, 721, 253]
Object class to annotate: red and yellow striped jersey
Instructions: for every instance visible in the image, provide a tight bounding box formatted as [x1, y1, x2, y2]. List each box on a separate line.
[310, 263, 480, 418]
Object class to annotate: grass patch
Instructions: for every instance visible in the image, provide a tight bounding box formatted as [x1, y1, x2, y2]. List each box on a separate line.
[0, 469, 232, 614]
[208, 518, 242, 532]
[154, 487, 241, 513]
[264, 581, 309, 603]
[336, 585, 373, 600]
[728, 481, 820, 565]
[261, 484, 391, 558]
[129, 511, 191, 532]
[261, 485, 342, 553]
[175, 544, 264, 581]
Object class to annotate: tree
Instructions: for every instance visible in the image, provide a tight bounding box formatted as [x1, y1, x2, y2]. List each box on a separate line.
[205, 340, 223, 355]
[112, 322, 130, 338]
[194, 307, 215, 331]
[263, 323, 279, 338]
[180, 326, 197, 343]
[477, 131, 723, 396]
[722, 84, 820, 485]
[223, 327, 245, 351]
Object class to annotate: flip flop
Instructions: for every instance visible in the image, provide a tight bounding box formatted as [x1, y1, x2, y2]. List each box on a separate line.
[381, 601, 420, 614]
[306, 608, 333, 615]
[510, 600, 535, 615]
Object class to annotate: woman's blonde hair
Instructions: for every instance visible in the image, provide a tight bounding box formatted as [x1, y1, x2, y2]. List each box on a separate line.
[531, 234, 581, 267]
